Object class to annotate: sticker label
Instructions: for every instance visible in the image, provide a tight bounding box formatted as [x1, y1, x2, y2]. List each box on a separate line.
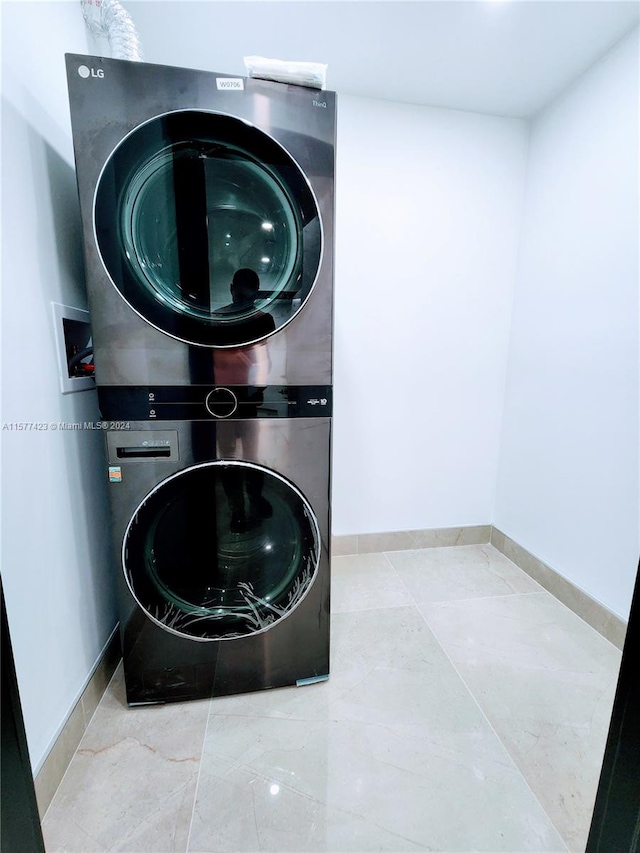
[216, 78, 244, 91]
[109, 466, 122, 483]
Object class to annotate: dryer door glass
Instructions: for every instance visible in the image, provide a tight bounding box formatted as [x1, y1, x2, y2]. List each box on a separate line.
[123, 462, 320, 640]
[95, 111, 322, 347]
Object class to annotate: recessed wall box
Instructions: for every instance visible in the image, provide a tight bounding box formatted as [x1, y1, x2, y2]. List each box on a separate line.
[51, 302, 95, 394]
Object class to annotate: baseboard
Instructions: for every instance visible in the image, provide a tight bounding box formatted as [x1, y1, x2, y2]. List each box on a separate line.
[331, 525, 492, 556]
[490, 527, 627, 650]
[34, 628, 121, 819]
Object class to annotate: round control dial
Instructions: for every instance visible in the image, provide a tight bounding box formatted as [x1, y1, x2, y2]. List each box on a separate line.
[205, 387, 238, 418]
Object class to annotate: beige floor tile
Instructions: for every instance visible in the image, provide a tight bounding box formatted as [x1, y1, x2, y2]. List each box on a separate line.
[189, 764, 427, 852]
[191, 606, 567, 852]
[386, 543, 542, 603]
[331, 552, 413, 613]
[202, 605, 447, 723]
[41, 666, 209, 852]
[420, 592, 621, 852]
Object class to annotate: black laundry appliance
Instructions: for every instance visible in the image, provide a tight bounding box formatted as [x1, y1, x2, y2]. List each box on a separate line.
[66, 55, 336, 704]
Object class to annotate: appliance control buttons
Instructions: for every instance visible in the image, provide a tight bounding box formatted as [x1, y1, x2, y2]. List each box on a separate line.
[205, 387, 238, 418]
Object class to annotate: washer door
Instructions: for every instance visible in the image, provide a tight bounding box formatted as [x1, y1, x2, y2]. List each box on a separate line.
[123, 462, 320, 640]
[95, 111, 322, 347]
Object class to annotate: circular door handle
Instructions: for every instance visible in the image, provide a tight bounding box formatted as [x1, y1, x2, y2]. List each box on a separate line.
[205, 387, 238, 418]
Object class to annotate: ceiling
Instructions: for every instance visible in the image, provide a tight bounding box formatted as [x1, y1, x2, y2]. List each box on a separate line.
[119, 0, 639, 117]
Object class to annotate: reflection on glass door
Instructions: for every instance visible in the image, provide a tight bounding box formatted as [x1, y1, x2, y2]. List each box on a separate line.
[95, 111, 322, 346]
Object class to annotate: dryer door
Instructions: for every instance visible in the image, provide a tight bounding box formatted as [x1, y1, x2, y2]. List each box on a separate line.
[95, 111, 322, 347]
[123, 462, 320, 640]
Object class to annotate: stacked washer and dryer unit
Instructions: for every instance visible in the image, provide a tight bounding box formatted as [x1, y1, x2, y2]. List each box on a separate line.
[66, 55, 336, 704]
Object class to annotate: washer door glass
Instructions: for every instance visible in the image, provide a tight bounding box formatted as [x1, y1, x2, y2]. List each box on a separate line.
[95, 111, 322, 347]
[123, 462, 320, 640]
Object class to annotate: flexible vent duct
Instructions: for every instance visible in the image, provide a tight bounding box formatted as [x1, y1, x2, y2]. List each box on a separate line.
[80, 0, 143, 62]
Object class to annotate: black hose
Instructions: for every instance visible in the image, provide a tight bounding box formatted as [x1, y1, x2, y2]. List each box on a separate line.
[68, 346, 93, 371]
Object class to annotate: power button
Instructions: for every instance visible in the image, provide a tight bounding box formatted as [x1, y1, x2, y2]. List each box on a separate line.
[205, 387, 238, 418]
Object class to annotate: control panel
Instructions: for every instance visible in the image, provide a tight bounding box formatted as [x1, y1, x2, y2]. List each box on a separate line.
[98, 385, 332, 421]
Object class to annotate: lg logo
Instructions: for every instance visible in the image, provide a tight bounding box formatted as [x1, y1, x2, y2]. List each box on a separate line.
[78, 65, 104, 79]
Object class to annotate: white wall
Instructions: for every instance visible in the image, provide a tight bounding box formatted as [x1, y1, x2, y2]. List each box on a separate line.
[333, 95, 528, 534]
[1, 2, 117, 772]
[494, 30, 639, 620]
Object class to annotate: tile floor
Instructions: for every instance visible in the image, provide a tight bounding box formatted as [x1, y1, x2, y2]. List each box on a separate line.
[41, 544, 622, 852]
